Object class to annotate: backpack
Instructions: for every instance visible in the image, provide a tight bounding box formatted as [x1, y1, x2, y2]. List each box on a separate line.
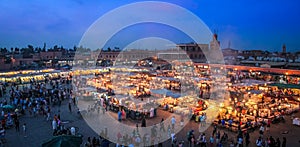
[256, 139, 261, 146]
[202, 136, 206, 143]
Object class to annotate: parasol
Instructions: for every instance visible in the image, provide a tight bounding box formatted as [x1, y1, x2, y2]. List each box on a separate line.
[2, 105, 14, 109]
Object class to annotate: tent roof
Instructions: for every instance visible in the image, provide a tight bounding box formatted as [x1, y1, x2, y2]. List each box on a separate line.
[268, 83, 300, 89]
[151, 89, 181, 98]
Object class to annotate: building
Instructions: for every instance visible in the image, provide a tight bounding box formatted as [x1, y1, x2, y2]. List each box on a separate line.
[175, 43, 208, 62]
[222, 48, 239, 65]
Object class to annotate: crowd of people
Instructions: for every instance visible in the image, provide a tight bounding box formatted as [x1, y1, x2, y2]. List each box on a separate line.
[0, 68, 297, 147]
[0, 75, 77, 145]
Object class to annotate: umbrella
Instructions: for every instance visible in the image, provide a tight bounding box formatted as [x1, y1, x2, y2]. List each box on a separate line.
[42, 135, 83, 147]
[2, 105, 14, 109]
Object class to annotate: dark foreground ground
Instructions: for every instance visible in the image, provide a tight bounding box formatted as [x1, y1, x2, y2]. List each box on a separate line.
[2, 87, 300, 147]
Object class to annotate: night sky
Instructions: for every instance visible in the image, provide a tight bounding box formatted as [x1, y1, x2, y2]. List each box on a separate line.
[0, 0, 300, 52]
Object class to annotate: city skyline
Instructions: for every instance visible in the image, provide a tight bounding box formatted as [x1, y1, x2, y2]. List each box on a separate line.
[0, 0, 300, 52]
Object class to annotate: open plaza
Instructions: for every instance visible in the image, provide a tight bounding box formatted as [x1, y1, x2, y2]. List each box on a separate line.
[0, 61, 300, 147]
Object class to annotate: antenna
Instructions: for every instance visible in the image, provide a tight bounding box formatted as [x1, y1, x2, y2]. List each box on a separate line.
[228, 40, 231, 48]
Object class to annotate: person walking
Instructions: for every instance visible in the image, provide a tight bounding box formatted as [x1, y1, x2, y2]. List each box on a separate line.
[171, 116, 176, 130]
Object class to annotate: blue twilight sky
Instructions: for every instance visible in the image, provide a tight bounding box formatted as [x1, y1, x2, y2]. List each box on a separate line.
[0, 0, 300, 52]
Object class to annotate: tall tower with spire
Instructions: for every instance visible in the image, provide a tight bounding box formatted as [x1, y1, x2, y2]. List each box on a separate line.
[208, 31, 223, 64]
[282, 44, 286, 54]
[210, 31, 220, 50]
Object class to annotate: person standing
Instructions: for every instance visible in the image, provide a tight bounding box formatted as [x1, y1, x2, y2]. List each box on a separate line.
[118, 110, 122, 122]
[201, 133, 207, 147]
[102, 104, 106, 114]
[46, 108, 51, 121]
[171, 116, 176, 130]
[269, 136, 275, 147]
[68, 102, 72, 113]
[52, 119, 57, 134]
[135, 135, 141, 147]
[23, 123, 27, 137]
[141, 117, 146, 127]
[275, 138, 281, 147]
[237, 136, 243, 147]
[73, 97, 76, 106]
[245, 131, 250, 146]
[228, 119, 233, 131]
[266, 119, 271, 134]
[259, 125, 265, 137]
[212, 125, 217, 137]
[215, 131, 220, 145]
[256, 137, 262, 147]
[180, 113, 184, 127]
[97, 105, 100, 115]
[282, 137, 286, 147]
[160, 118, 165, 132]
[209, 136, 214, 147]
[15, 118, 20, 132]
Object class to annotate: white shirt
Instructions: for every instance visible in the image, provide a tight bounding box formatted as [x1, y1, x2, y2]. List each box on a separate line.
[52, 120, 57, 130]
[171, 133, 176, 140]
[259, 126, 264, 132]
[70, 127, 76, 135]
